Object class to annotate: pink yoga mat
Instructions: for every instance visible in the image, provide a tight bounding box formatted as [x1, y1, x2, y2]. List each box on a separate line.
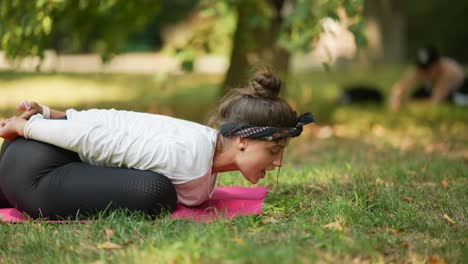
[0, 186, 267, 223]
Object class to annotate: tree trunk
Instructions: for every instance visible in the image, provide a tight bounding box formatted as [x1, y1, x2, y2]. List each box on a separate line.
[221, 0, 290, 95]
[362, 0, 406, 64]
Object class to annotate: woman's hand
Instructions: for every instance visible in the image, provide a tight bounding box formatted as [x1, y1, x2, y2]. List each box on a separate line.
[0, 116, 27, 141]
[388, 93, 401, 111]
[388, 84, 403, 111]
[16, 100, 42, 120]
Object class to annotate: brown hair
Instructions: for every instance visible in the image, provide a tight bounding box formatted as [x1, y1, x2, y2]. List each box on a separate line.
[209, 69, 297, 129]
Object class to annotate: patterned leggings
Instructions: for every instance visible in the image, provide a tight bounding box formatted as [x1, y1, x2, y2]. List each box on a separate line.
[0, 138, 177, 219]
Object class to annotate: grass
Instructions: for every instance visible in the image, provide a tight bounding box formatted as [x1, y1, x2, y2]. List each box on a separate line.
[0, 67, 467, 263]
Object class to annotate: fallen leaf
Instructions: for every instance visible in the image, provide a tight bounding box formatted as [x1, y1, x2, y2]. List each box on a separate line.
[232, 237, 246, 247]
[104, 228, 115, 240]
[385, 227, 403, 235]
[440, 179, 449, 189]
[400, 195, 414, 203]
[322, 220, 343, 231]
[425, 143, 449, 154]
[421, 182, 437, 189]
[428, 255, 447, 264]
[420, 164, 427, 173]
[443, 214, 456, 225]
[372, 124, 385, 137]
[122, 240, 134, 246]
[375, 178, 384, 185]
[261, 216, 279, 224]
[32, 224, 43, 231]
[96, 241, 121, 249]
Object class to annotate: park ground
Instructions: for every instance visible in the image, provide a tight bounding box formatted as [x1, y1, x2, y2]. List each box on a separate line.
[0, 66, 466, 263]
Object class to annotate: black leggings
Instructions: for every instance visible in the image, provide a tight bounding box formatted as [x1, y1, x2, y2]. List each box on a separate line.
[411, 77, 468, 101]
[0, 138, 177, 219]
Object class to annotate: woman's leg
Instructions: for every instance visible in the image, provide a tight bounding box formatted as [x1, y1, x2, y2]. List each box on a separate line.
[453, 77, 468, 106]
[411, 84, 432, 100]
[0, 140, 12, 207]
[0, 138, 177, 219]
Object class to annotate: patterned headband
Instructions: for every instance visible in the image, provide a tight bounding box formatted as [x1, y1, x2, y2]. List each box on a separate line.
[219, 112, 316, 140]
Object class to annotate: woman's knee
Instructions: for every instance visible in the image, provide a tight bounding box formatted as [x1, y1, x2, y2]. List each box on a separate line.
[130, 172, 178, 214]
[0, 138, 79, 172]
[0, 138, 80, 208]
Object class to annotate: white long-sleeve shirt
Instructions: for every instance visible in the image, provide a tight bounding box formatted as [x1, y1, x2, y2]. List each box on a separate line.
[23, 109, 219, 206]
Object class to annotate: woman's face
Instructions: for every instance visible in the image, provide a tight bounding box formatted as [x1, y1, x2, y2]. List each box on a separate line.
[417, 62, 440, 81]
[235, 138, 288, 184]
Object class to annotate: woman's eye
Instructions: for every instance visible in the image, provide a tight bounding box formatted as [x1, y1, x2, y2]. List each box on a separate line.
[270, 150, 280, 155]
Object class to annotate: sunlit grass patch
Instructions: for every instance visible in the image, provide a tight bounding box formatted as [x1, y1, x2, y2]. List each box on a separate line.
[0, 68, 467, 263]
[0, 77, 139, 109]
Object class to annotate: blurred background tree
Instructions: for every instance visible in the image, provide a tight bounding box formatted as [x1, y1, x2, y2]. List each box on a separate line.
[0, 0, 364, 95]
[362, 0, 468, 64]
[1, 0, 467, 94]
[0, 0, 198, 61]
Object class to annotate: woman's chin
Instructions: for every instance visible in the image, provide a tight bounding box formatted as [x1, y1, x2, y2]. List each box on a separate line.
[246, 176, 259, 184]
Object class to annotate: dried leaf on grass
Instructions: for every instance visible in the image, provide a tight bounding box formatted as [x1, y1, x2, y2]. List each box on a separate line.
[372, 124, 385, 137]
[385, 227, 403, 235]
[96, 241, 121, 249]
[440, 178, 449, 189]
[421, 182, 437, 189]
[104, 228, 115, 240]
[425, 143, 449, 154]
[400, 195, 414, 203]
[262, 216, 279, 224]
[232, 237, 246, 247]
[443, 214, 456, 225]
[322, 220, 343, 231]
[428, 255, 447, 264]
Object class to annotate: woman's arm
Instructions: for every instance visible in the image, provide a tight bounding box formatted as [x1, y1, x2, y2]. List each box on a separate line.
[22, 115, 165, 170]
[431, 75, 453, 103]
[389, 68, 420, 110]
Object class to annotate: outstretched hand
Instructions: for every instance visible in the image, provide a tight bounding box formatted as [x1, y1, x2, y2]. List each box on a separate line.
[16, 100, 42, 120]
[0, 116, 27, 141]
[388, 94, 401, 111]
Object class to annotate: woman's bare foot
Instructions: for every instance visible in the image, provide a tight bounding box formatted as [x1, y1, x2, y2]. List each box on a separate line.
[0, 117, 27, 141]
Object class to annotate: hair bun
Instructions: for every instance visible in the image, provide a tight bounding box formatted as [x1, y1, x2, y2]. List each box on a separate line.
[249, 70, 282, 99]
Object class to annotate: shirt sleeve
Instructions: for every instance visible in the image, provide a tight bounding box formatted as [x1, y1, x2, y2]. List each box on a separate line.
[66, 108, 120, 127]
[23, 114, 163, 169]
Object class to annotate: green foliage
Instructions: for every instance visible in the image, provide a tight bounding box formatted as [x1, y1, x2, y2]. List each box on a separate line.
[281, 0, 365, 53]
[202, 0, 365, 54]
[0, 0, 197, 63]
[0, 0, 57, 61]
[0, 0, 365, 66]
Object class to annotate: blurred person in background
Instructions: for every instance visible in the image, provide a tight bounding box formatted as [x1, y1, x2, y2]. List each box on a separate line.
[389, 46, 468, 110]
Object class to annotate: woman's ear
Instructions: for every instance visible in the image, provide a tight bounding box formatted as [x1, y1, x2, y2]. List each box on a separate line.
[237, 137, 248, 151]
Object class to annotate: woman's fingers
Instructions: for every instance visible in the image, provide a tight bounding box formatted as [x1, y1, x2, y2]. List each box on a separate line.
[17, 101, 27, 111]
[17, 100, 39, 111]
[16, 100, 40, 119]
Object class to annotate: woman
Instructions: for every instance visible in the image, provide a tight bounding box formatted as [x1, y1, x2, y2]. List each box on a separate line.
[389, 46, 467, 110]
[0, 69, 315, 219]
